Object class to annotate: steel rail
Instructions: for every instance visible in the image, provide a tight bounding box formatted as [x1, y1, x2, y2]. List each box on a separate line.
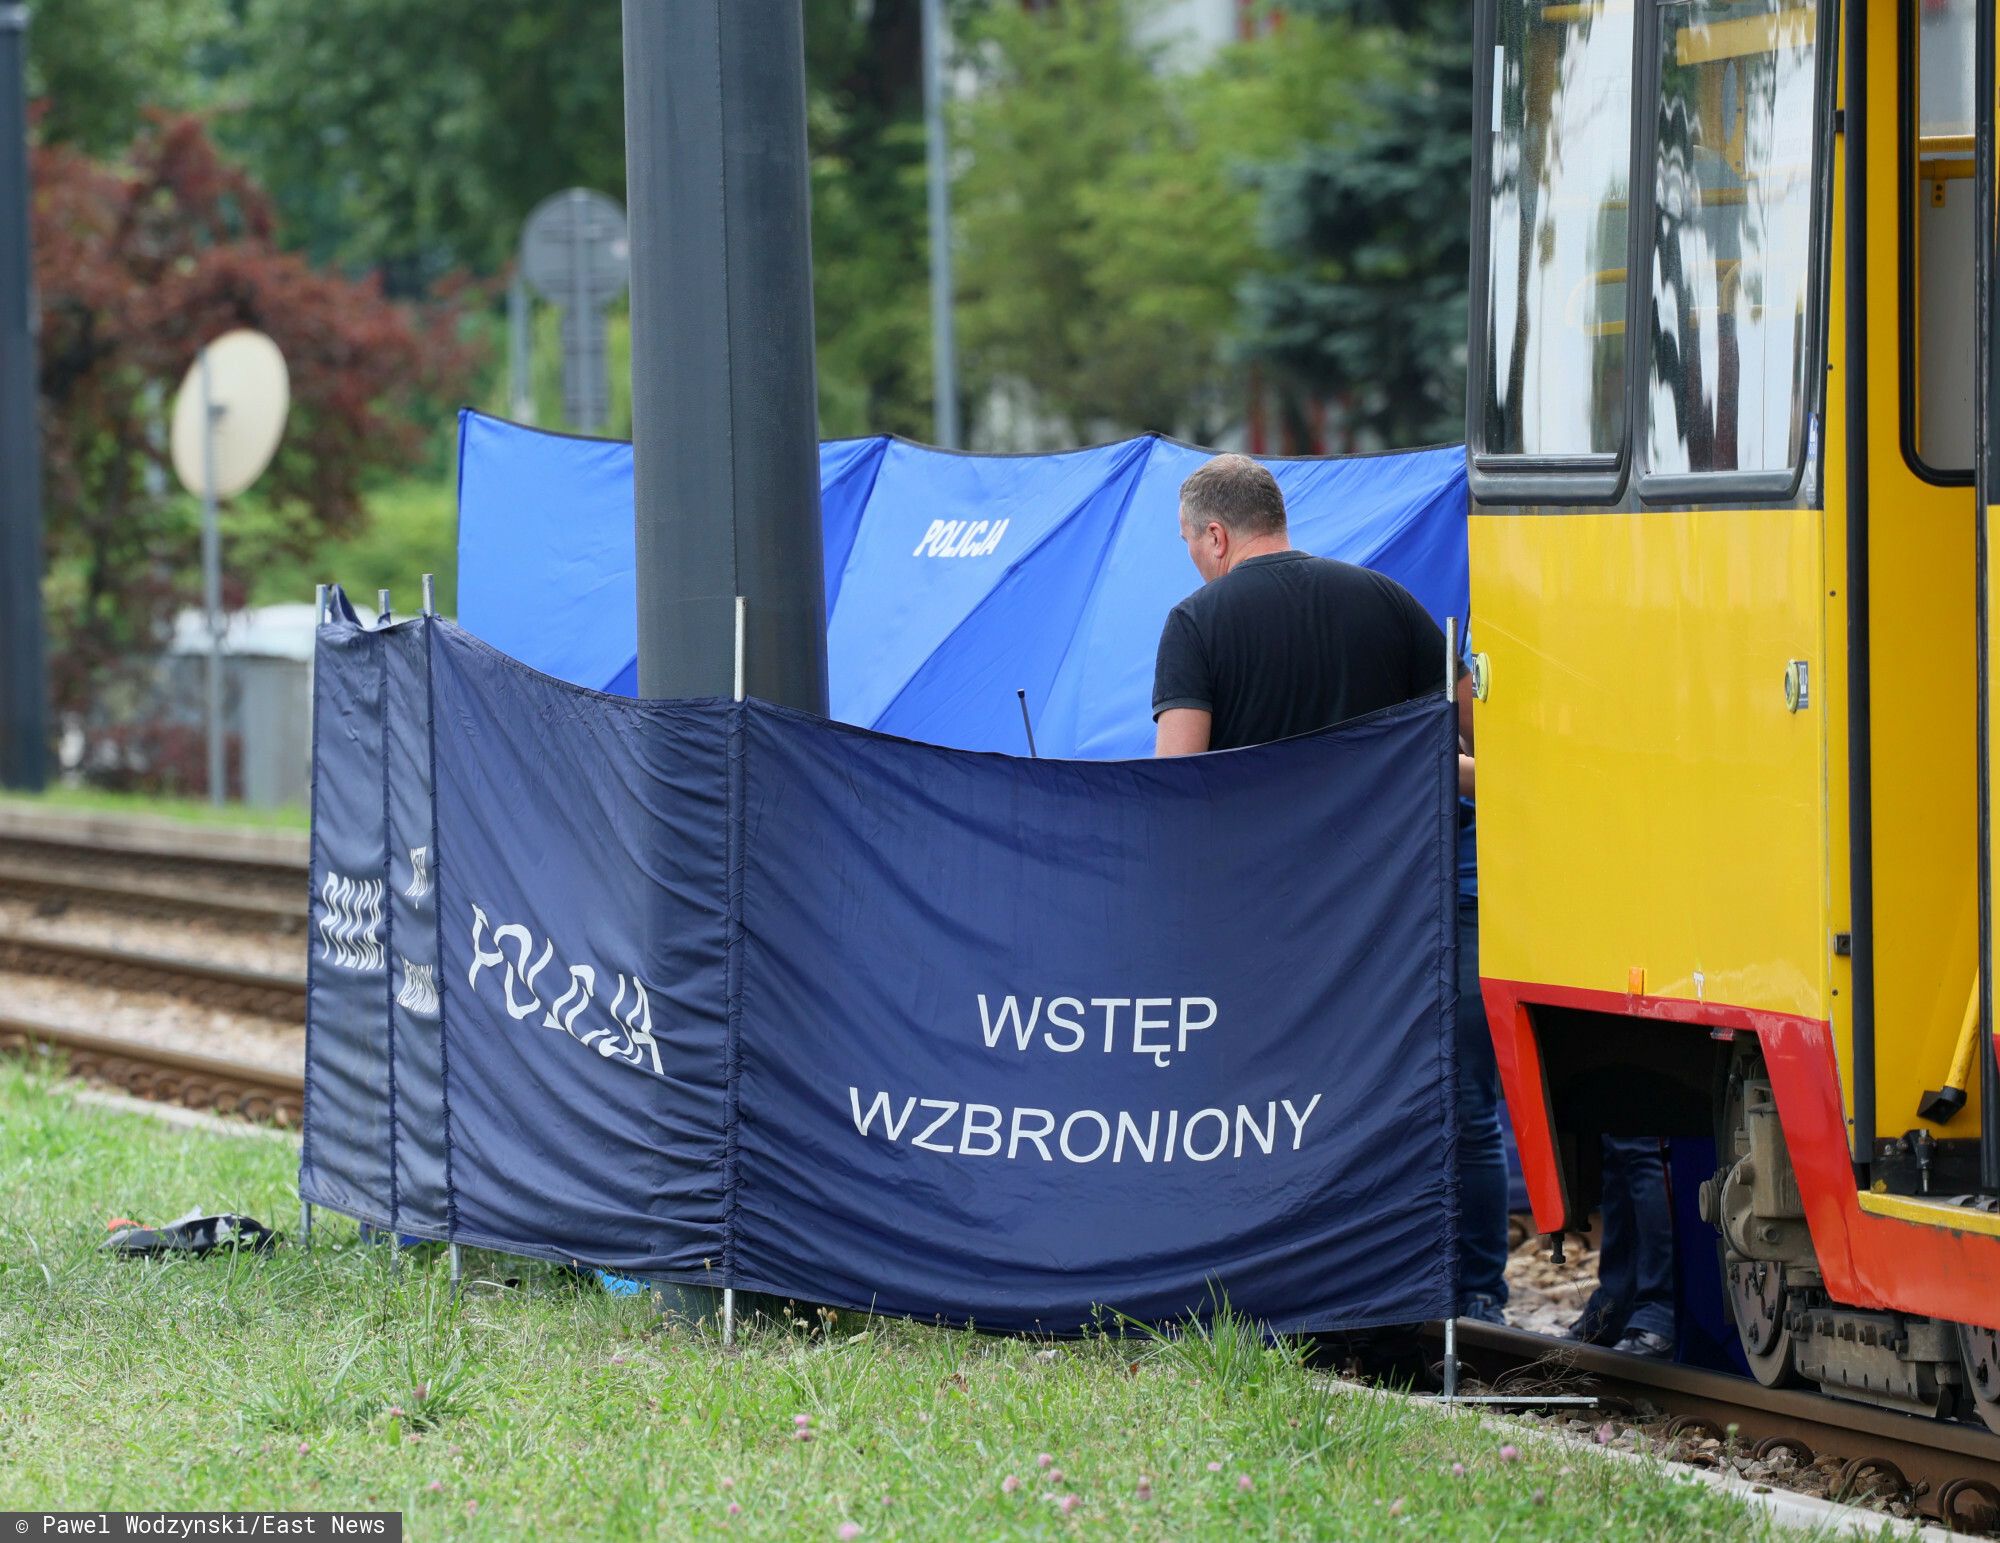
[0, 832, 304, 893]
[0, 860, 305, 929]
[0, 1013, 303, 1125]
[0, 931, 306, 1018]
[1438, 1318, 2000, 1529]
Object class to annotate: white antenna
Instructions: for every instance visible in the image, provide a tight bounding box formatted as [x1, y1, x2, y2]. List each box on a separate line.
[168, 329, 291, 806]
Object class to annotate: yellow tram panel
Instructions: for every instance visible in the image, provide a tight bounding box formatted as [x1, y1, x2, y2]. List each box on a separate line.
[1471, 508, 1828, 1024]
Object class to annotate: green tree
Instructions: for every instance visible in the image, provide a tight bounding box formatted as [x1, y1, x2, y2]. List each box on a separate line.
[32, 116, 477, 784]
[228, 0, 626, 286]
[223, 0, 931, 437]
[953, 1, 1392, 444]
[1238, 0, 1472, 448]
[24, 0, 226, 152]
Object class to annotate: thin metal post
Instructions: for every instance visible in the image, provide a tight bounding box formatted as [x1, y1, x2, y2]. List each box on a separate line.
[449, 1243, 462, 1296]
[508, 270, 535, 424]
[733, 596, 747, 703]
[1445, 618, 1458, 703]
[722, 1286, 736, 1348]
[0, 1, 45, 792]
[314, 583, 328, 626]
[299, 1199, 312, 1252]
[1442, 1316, 1459, 1403]
[200, 350, 225, 806]
[921, 0, 960, 448]
[377, 588, 391, 624]
[421, 573, 436, 618]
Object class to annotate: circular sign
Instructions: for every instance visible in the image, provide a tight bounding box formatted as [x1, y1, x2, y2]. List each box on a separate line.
[169, 329, 290, 500]
[521, 187, 630, 309]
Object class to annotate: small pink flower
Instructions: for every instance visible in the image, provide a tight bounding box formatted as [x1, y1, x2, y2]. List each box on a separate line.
[1037, 1453, 1053, 1469]
[609, 1353, 627, 1366]
[1531, 1489, 1547, 1505]
[1595, 1422, 1615, 1444]
[405, 1434, 420, 1445]
[1135, 1479, 1152, 1502]
[837, 1525, 861, 1540]
[426, 1481, 443, 1494]
[720, 1477, 735, 1490]
[415, 1383, 429, 1401]
[1450, 1463, 1465, 1478]
[1206, 1461, 1223, 1473]
[387, 1405, 407, 1419]
[1388, 1498, 1404, 1517]
[1047, 1469, 1063, 1484]
[1236, 1474, 1253, 1493]
[296, 1442, 310, 1456]
[1498, 1444, 1521, 1463]
[1001, 1475, 1021, 1494]
[1057, 1495, 1079, 1516]
[727, 1503, 742, 1517]
[464, 1502, 478, 1517]
[793, 1428, 815, 1442]
[795, 1413, 813, 1429]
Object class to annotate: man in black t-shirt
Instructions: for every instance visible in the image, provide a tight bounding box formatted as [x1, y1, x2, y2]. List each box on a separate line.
[1151, 453, 1507, 1325]
[1151, 453, 1450, 755]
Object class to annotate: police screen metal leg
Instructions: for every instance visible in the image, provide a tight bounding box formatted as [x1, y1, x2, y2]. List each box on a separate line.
[422, 572, 436, 618]
[722, 1287, 736, 1348]
[1443, 1315, 1458, 1402]
[299, 1199, 312, 1251]
[449, 1243, 462, 1296]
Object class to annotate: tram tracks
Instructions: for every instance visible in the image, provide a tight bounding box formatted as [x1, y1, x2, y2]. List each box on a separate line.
[1435, 1317, 2000, 1531]
[0, 812, 311, 1124]
[0, 1013, 304, 1125]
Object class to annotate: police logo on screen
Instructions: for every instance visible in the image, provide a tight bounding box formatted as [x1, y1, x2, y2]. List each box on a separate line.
[847, 993, 1324, 1165]
[911, 517, 1008, 559]
[465, 903, 662, 1076]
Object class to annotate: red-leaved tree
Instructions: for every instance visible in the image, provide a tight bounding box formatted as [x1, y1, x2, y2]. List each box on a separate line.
[31, 112, 479, 785]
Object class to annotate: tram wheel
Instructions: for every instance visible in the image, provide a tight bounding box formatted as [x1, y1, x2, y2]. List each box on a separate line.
[1959, 1323, 2000, 1434]
[1724, 1256, 1802, 1387]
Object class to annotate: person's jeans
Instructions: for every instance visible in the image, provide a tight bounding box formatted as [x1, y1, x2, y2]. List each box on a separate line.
[1581, 1135, 1677, 1340]
[1456, 903, 1510, 1306]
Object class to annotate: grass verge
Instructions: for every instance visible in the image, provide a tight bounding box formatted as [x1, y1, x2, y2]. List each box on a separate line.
[0, 787, 308, 830]
[0, 1061, 1787, 1539]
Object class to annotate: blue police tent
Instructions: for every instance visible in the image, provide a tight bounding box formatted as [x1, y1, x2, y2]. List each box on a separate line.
[456, 410, 1468, 757]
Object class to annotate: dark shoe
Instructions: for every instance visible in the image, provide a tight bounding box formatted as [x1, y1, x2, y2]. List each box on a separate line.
[1610, 1328, 1673, 1359]
[1461, 1292, 1508, 1326]
[103, 1210, 276, 1258]
[1564, 1301, 1620, 1345]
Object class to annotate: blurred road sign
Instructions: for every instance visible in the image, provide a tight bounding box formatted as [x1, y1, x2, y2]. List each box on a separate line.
[169, 328, 290, 806]
[521, 188, 628, 432]
[170, 330, 289, 499]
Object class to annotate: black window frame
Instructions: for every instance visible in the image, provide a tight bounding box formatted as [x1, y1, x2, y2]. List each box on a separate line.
[1465, 0, 1644, 505]
[1468, 0, 1837, 507]
[1898, 0, 1977, 488]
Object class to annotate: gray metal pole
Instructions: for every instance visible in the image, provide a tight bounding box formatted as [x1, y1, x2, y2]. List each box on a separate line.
[620, 0, 828, 711]
[508, 271, 534, 424]
[199, 351, 225, 807]
[921, 0, 960, 449]
[0, 3, 46, 791]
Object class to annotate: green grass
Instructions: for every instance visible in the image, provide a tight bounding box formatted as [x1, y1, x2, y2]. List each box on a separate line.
[0, 1062, 1792, 1539]
[0, 787, 309, 830]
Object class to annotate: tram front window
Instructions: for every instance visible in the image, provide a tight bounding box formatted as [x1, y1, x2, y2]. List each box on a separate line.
[1643, 0, 1817, 477]
[1479, 0, 1633, 459]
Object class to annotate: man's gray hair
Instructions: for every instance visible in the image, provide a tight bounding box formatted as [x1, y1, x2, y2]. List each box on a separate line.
[1179, 453, 1287, 538]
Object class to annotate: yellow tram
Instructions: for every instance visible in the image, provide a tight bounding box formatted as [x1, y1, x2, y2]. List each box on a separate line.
[1468, 0, 2000, 1424]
